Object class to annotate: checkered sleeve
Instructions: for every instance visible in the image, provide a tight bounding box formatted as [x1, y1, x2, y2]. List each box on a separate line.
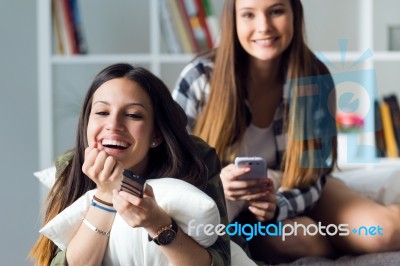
[275, 175, 327, 221]
[172, 58, 213, 132]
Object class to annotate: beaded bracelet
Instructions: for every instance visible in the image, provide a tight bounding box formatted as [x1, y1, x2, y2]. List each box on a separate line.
[91, 200, 117, 213]
[82, 218, 111, 237]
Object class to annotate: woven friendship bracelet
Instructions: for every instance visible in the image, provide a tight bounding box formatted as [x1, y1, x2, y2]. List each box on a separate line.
[82, 218, 111, 237]
[93, 195, 113, 207]
[91, 200, 117, 213]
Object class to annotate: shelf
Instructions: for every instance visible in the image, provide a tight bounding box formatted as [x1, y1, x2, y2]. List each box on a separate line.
[51, 51, 400, 65]
[316, 51, 400, 63]
[51, 54, 195, 64]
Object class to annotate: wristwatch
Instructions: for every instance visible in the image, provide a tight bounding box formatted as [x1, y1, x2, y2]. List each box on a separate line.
[148, 218, 178, 246]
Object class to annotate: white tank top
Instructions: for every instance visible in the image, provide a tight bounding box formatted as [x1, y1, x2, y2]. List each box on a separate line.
[237, 123, 277, 167]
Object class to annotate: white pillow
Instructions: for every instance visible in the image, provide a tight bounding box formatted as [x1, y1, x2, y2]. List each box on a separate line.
[332, 166, 400, 205]
[34, 166, 56, 188]
[39, 178, 220, 265]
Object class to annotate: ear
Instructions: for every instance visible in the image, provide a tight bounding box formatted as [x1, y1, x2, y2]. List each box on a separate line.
[150, 136, 163, 148]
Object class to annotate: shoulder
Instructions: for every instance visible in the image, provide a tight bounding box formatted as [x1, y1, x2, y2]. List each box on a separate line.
[190, 135, 214, 157]
[178, 56, 215, 85]
[55, 149, 75, 178]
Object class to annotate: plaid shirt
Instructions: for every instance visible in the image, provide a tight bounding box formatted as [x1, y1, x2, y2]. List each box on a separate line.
[172, 57, 328, 222]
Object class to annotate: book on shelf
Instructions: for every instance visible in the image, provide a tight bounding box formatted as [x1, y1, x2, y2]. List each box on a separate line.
[380, 100, 399, 157]
[52, 0, 87, 55]
[374, 99, 386, 157]
[167, 0, 194, 53]
[160, 0, 182, 54]
[69, 0, 87, 54]
[53, 0, 72, 54]
[177, 0, 200, 52]
[182, 0, 210, 52]
[194, 0, 213, 49]
[202, 0, 219, 46]
[383, 94, 400, 152]
[52, 0, 64, 54]
[62, 0, 78, 54]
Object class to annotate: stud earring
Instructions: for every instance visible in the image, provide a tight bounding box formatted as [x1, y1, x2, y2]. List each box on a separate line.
[152, 141, 157, 147]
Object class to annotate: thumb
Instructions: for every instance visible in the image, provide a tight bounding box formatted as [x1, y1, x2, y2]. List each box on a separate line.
[143, 183, 154, 198]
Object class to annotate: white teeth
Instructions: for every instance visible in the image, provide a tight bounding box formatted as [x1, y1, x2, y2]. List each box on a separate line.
[254, 39, 274, 44]
[102, 139, 129, 148]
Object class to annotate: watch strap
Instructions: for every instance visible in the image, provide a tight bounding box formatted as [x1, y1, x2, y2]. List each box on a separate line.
[148, 218, 178, 245]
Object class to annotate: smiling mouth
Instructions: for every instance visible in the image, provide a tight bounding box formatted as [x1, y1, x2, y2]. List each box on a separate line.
[253, 37, 277, 44]
[101, 139, 130, 150]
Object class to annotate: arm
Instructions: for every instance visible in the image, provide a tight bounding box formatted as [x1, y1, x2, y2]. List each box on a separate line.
[172, 58, 213, 132]
[275, 174, 327, 221]
[192, 135, 231, 265]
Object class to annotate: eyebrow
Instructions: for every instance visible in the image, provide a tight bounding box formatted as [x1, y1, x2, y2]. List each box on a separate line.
[93, 101, 148, 110]
[237, 2, 286, 12]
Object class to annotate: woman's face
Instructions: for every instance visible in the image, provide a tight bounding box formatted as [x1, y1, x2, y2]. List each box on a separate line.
[86, 78, 155, 174]
[235, 0, 293, 63]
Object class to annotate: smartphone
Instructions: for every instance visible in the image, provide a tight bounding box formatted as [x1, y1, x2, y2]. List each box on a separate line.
[120, 169, 146, 198]
[235, 157, 267, 179]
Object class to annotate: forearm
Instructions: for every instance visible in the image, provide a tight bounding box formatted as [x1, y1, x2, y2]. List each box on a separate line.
[66, 202, 115, 265]
[276, 175, 326, 221]
[154, 229, 212, 266]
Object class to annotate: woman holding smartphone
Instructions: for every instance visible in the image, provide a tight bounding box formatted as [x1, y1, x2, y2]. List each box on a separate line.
[173, 0, 400, 264]
[30, 63, 230, 266]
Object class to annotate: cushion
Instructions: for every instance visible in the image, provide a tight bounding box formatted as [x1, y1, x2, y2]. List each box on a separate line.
[332, 166, 400, 205]
[33, 166, 56, 188]
[39, 178, 220, 265]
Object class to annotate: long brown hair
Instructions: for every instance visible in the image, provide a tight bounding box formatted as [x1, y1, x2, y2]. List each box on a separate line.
[193, 0, 337, 189]
[30, 64, 208, 265]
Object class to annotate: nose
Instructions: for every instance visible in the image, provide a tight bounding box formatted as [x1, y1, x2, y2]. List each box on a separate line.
[257, 15, 271, 34]
[105, 114, 124, 131]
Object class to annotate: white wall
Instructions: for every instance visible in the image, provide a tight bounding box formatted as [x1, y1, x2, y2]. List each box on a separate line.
[0, 1, 39, 265]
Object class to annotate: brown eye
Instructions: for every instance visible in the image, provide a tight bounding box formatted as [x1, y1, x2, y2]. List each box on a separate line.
[127, 113, 143, 119]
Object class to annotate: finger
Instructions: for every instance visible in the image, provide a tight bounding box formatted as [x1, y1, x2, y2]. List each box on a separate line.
[238, 192, 269, 201]
[248, 205, 274, 221]
[248, 193, 276, 205]
[82, 148, 99, 175]
[143, 184, 154, 198]
[117, 190, 142, 208]
[102, 155, 118, 179]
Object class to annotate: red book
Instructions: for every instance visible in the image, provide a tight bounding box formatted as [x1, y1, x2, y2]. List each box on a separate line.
[194, 0, 213, 49]
[177, 0, 200, 52]
[61, 0, 78, 54]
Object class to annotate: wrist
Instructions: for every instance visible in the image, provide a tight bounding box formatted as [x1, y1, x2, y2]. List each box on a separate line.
[94, 191, 113, 203]
[147, 218, 179, 246]
[145, 214, 172, 236]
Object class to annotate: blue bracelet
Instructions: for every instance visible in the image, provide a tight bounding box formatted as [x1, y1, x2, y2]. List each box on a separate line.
[91, 200, 117, 213]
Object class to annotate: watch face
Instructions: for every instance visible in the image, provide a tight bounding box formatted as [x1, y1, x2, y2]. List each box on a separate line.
[158, 229, 176, 245]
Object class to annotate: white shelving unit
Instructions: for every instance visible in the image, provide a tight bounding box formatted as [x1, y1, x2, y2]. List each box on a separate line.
[38, 0, 400, 174]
